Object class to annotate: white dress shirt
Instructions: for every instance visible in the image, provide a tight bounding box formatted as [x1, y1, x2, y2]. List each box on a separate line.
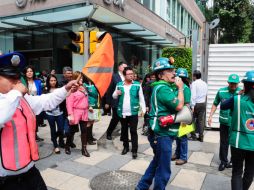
[112, 82, 146, 116]
[191, 79, 208, 108]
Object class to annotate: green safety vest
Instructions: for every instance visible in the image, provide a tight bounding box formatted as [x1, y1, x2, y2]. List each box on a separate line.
[84, 83, 99, 108]
[149, 80, 179, 137]
[230, 95, 254, 151]
[213, 87, 241, 126]
[116, 81, 141, 118]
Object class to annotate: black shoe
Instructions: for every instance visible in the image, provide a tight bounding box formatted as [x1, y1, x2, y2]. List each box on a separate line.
[36, 136, 44, 142]
[121, 147, 129, 155]
[39, 124, 47, 127]
[88, 140, 96, 145]
[65, 147, 71, 155]
[92, 137, 97, 141]
[188, 136, 197, 141]
[218, 163, 226, 171]
[107, 135, 112, 140]
[70, 143, 76, 148]
[197, 136, 204, 142]
[226, 162, 232, 168]
[132, 152, 137, 159]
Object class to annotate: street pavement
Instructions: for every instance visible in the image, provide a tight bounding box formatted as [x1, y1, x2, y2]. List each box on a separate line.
[36, 116, 254, 190]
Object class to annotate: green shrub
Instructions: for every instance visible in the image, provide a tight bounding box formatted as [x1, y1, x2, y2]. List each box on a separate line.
[162, 47, 192, 78]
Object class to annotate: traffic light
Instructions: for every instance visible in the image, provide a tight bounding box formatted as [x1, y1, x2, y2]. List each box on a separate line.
[89, 31, 107, 54]
[68, 31, 84, 55]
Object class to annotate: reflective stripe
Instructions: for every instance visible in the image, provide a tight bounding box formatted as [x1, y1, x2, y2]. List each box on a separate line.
[88, 67, 113, 73]
[236, 95, 241, 148]
[11, 120, 20, 169]
[151, 85, 162, 131]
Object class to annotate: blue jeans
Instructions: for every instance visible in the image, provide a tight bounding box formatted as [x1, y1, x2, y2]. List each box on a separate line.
[46, 114, 64, 148]
[175, 135, 188, 161]
[136, 136, 174, 190]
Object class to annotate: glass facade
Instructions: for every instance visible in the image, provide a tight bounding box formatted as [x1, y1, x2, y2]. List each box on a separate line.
[136, 0, 200, 36]
[0, 21, 159, 78]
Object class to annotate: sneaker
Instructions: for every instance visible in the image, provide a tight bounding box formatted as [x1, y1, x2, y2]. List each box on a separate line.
[54, 147, 60, 154]
[175, 159, 187, 165]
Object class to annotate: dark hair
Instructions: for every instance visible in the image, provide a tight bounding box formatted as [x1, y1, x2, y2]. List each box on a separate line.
[62, 66, 72, 74]
[180, 77, 190, 87]
[46, 74, 59, 92]
[193, 70, 201, 79]
[118, 61, 125, 66]
[23, 65, 36, 86]
[244, 82, 254, 102]
[123, 66, 133, 76]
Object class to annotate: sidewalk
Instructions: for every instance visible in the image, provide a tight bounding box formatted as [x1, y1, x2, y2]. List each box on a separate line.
[36, 116, 254, 190]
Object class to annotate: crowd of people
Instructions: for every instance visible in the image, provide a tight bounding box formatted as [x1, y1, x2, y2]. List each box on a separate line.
[0, 52, 253, 190]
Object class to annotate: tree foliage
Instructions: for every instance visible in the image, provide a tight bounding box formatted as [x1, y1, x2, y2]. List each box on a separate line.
[213, 0, 253, 43]
[162, 47, 192, 78]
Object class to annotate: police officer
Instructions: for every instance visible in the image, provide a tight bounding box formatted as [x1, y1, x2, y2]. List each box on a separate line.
[171, 68, 191, 165]
[136, 57, 184, 190]
[208, 74, 241, 171]
[221, 71, 254, 190]
[0, 52, 78, 190]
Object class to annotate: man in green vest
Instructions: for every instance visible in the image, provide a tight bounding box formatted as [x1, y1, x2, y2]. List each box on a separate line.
[208, 74, 241, 171]
[113, 66, 146, 159]
[221, 71, 254, 190]
[136, 57, 184, 190]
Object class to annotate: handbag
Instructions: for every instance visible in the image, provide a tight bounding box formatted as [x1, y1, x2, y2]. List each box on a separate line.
[88, 109, 100, 122]
[178, 123, 195, 137]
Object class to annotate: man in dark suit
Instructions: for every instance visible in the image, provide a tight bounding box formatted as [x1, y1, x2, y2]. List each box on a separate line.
[105, 61, 127, 140]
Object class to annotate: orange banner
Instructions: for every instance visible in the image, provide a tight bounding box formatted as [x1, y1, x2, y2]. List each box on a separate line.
[82, 33, 114, 97]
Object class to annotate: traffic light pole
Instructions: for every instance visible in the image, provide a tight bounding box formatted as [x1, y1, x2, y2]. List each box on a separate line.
[83, 30, 89, 64]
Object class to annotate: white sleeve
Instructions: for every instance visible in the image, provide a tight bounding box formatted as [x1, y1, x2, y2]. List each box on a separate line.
[24, 87, 68, 115]
[0, 90, 22, 126]
[191, 82, 197, 108]
[139, 85, 146, 113]
[112, 86, 118, 99]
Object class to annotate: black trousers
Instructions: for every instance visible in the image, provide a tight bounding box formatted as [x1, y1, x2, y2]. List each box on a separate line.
[120, 115, 139, 152]
[193, 102, 206, 137]
[0, 166, 47, 190]
[106, 107, 120, 136]
[231, 147, 254, 190]
[219, 124, 230, 164]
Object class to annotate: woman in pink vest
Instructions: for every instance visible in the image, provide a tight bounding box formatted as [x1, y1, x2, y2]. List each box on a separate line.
[66, 71, 90, 157]
[0, 52, 78, 190]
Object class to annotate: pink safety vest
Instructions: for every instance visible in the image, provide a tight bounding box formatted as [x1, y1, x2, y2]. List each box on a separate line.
[0, 98, 39, 171]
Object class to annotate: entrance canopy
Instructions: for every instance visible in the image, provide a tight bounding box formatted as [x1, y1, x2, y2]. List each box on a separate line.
[0, 4, 174, 47]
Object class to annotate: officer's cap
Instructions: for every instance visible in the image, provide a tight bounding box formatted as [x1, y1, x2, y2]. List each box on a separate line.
[0, 52, 25, 79]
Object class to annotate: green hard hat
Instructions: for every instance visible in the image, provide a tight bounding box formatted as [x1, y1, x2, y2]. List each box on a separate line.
[176, 68, 188, 78]
[152, 57, 174, 72]
[242, 71, 254, 83]
[227, 74, 240, 83]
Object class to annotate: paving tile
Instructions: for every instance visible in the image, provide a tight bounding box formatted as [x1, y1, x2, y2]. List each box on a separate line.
[120, 159, 150, 175]
[79, 166, 108, 179]
[201, 173, 230, 190]
[138, 143, 151, 153]
[47, 187, 58, 190]
[74, 151, 112, 165]
[58, 176, 90, 190]
[203, 131, 220, 144]
[250, 183, 254, 190]
[171, 169, 206, 190]
[96, 154, 132, 170]
[41, 168, 74, 188]
[55, 160, 91, 175]
[138, 134, 149, 144]
[188, 152, 214, 166]
[166, 185, 191, 190]
[143, 147, 154, 156]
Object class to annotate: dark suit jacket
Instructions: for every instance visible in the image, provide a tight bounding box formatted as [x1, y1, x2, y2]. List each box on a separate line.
[105, 73, 122, 108]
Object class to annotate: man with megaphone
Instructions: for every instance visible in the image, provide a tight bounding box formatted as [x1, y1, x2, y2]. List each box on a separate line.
[136, 57, 184, 190]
